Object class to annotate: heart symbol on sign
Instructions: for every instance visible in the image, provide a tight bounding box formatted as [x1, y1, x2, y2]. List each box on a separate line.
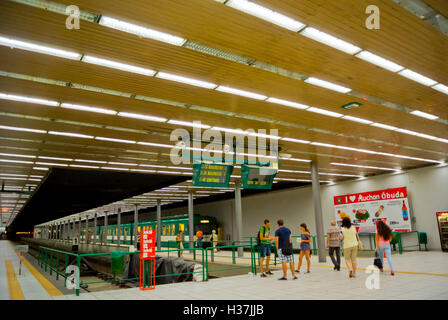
[349, 196, 356, 202]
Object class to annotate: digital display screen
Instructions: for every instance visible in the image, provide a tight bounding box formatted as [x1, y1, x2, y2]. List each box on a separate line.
[193, 163, 233, 187]
[241, 165, 277, 189]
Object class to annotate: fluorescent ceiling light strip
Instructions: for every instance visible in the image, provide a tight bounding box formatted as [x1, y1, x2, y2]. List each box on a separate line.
[33, 167, 49, 171]
[156, 72, 217, 89]
[139, 164, 167, 168]
[108, 162, 138, 166]
[370, 123, 397, 131]
[81, 55, 156, 76]
[0, 173, 27, 177]
[215, 86, 267, 100]
[266, 97, 310, 110]
[300, 27, 361, 55]
[247, 132, 281, 140]
[304, 77, 351, 93]
[38, 156, 72, 161]
[69, 164, 100, 169]
[330, 162, 400, 171]
[226, 0, 306, 32]
[95, 136, 136, 144]
[75, 159, 107, 164]
[157, 171, 182, 174]
[410, 110, 439, 120]
[432, 84, 448, 95]
[0, 36, 81, 60]
[35, 162, 68, 167]
[48, 131, 93, 139]
[281, 157, 311, 163]
[395, 128, 419, 136]
[117, 112, 167, 122]
[137, 142, 172, 148]
[355, 51, 404, 72]
[398, 69, 437, 86]
[0, 153, 35, 159]
[0, 92, 59, 106]
[342, 115, 373, 124]
[60, 103, 117, 115]
[98, 16, 186, 46]
[281, 137, 310, 144]
[167, 120, 211, 129]
[0, 125, 46, 134]
[101, 167, 129, 171]
[307, 107, 343, 118]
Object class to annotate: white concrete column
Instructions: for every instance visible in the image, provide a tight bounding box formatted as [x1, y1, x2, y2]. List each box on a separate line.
[188, 192, 194, 253]
[311, 161, 326, 263]
[157, 200, 162, 250]
[235, 181, 243, 257]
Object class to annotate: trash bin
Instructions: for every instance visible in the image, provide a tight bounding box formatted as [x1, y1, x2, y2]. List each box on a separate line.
[111, 251, 125, 276]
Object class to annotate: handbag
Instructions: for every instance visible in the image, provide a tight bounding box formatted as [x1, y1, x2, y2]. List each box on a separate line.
[355, 232, 364, 250]
[373, 251, 383, 270]
[281, 243, 293, 256]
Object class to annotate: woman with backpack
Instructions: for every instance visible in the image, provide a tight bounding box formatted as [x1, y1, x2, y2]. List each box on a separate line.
[339, 217, 359, 278]
[296, 223, 312, 274]
[375, 220, 395, 276]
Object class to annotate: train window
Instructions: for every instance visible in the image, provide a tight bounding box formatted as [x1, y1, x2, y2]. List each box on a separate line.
[179, 223, 185, 232]
[149, 226, 153, 230]
[171, 224, 176, 235]
[162, 225, 166, 235]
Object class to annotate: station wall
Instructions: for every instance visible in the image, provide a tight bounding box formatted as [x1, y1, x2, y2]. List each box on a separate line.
[162, 164, 448, 250]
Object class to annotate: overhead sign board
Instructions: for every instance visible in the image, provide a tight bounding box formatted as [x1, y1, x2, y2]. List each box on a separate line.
[192, 163, 233, 188]
[241, 165, 277, 189]
[334, 187, 411, 233]
[15, 245, 29, 253]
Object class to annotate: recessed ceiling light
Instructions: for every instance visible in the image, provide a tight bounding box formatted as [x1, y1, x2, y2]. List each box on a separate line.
[101, 166, 130, 171]
[82, 55, 156, 76]
[0, 153, 35, 159]
[215, 86, 267, 100]
[156, 72, 217, 89]
[69, 164, 100, 169]
[432, 84, 448, 95]
[167, 120, 211, 129]
[60, 103, 117, 115]
[0, 125, 46, 134]
[226, 0, 306, 32]
[74, 159, 107, 164]
[281, 137, 310, 144]
[300, 27, 361, 55]
[95, 136, 136, 144]
[38, 156, 72, 161]
[307, 107, 343, 118]
[398, 69, 437, 86]
[0, 92, 59, 107]
[304, 77, 351, 93]
[137, 142, 172, 148]
[108, 162, 138, 166]
[35, 162, 68, 167]
[117, 112, 167, 122]
[370, 123, 397, 131]
[342, 115, 373, 124]
[355, 51, 404, 72]
[98, 16, 187, 46]
[410, 110, 439, 120]
[266, 97, 310, 110]
[48, 131, 93, 139]
[0, 36, 82, 60]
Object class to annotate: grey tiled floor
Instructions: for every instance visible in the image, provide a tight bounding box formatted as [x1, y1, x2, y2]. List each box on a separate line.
[53, 251, 448, 300]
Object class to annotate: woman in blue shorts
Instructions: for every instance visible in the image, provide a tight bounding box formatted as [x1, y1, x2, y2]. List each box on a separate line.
[296, 223, 312, 273]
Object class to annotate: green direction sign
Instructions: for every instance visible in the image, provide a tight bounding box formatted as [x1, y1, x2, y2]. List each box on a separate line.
[241, 165, 277, 189]
[192, 163, 234, 188]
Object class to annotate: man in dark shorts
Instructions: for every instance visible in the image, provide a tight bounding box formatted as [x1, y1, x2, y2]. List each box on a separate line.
[275, 219, 297, 280]
[259, 219, 274, 277]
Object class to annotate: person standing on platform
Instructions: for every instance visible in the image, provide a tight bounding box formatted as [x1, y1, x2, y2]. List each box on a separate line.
[196, 229, 203, 248]
[296, 223, 312, 274]
[259, 219, 274, 277]
[211, 229, 218, 253]
[340, 217, 359, 278]
[176, 230, 184, 256]
[375, 220, 395, 276]
[275, 219, 297, 280]
[326, 220, 341, 271]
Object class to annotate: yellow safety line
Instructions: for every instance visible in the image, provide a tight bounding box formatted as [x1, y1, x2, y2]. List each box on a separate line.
[8, 241, 64, 296]
[5, 260, 25, 300]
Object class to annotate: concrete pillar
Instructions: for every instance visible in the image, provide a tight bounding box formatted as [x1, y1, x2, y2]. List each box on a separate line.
[311, 161, 326, 263]
[235, 181, 243, 257]
[117, 208, 121, 247]
[104, 211, 108, 245]
[78, 216, 81, 241]
[93, 213, 97, 245]
[133, 205, 139, 248]
[188, 192, 194, 253]
[156, 200, 162, 251]
[85, 216, 89, 244]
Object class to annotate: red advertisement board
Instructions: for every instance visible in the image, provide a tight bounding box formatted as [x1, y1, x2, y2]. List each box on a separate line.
[140, 230, 155, 291]
[140, 230, 155, 260]
[334, 187, 411, 233]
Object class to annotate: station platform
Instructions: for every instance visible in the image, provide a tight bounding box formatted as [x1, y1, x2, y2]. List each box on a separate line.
[2, 239, 447, 300]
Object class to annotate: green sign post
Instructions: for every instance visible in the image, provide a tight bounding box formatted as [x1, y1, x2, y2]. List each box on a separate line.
[192, 163, 234, 188]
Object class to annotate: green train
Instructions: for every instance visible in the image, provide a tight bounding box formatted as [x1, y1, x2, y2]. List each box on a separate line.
[78, 214, 219, 247]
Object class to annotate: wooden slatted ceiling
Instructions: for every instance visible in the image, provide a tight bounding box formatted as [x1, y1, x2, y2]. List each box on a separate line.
[0, 0, 446, 197]
[0, 49, 446, 158]
[422, 0, 448, 18]
[42, 0, 448, 115]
